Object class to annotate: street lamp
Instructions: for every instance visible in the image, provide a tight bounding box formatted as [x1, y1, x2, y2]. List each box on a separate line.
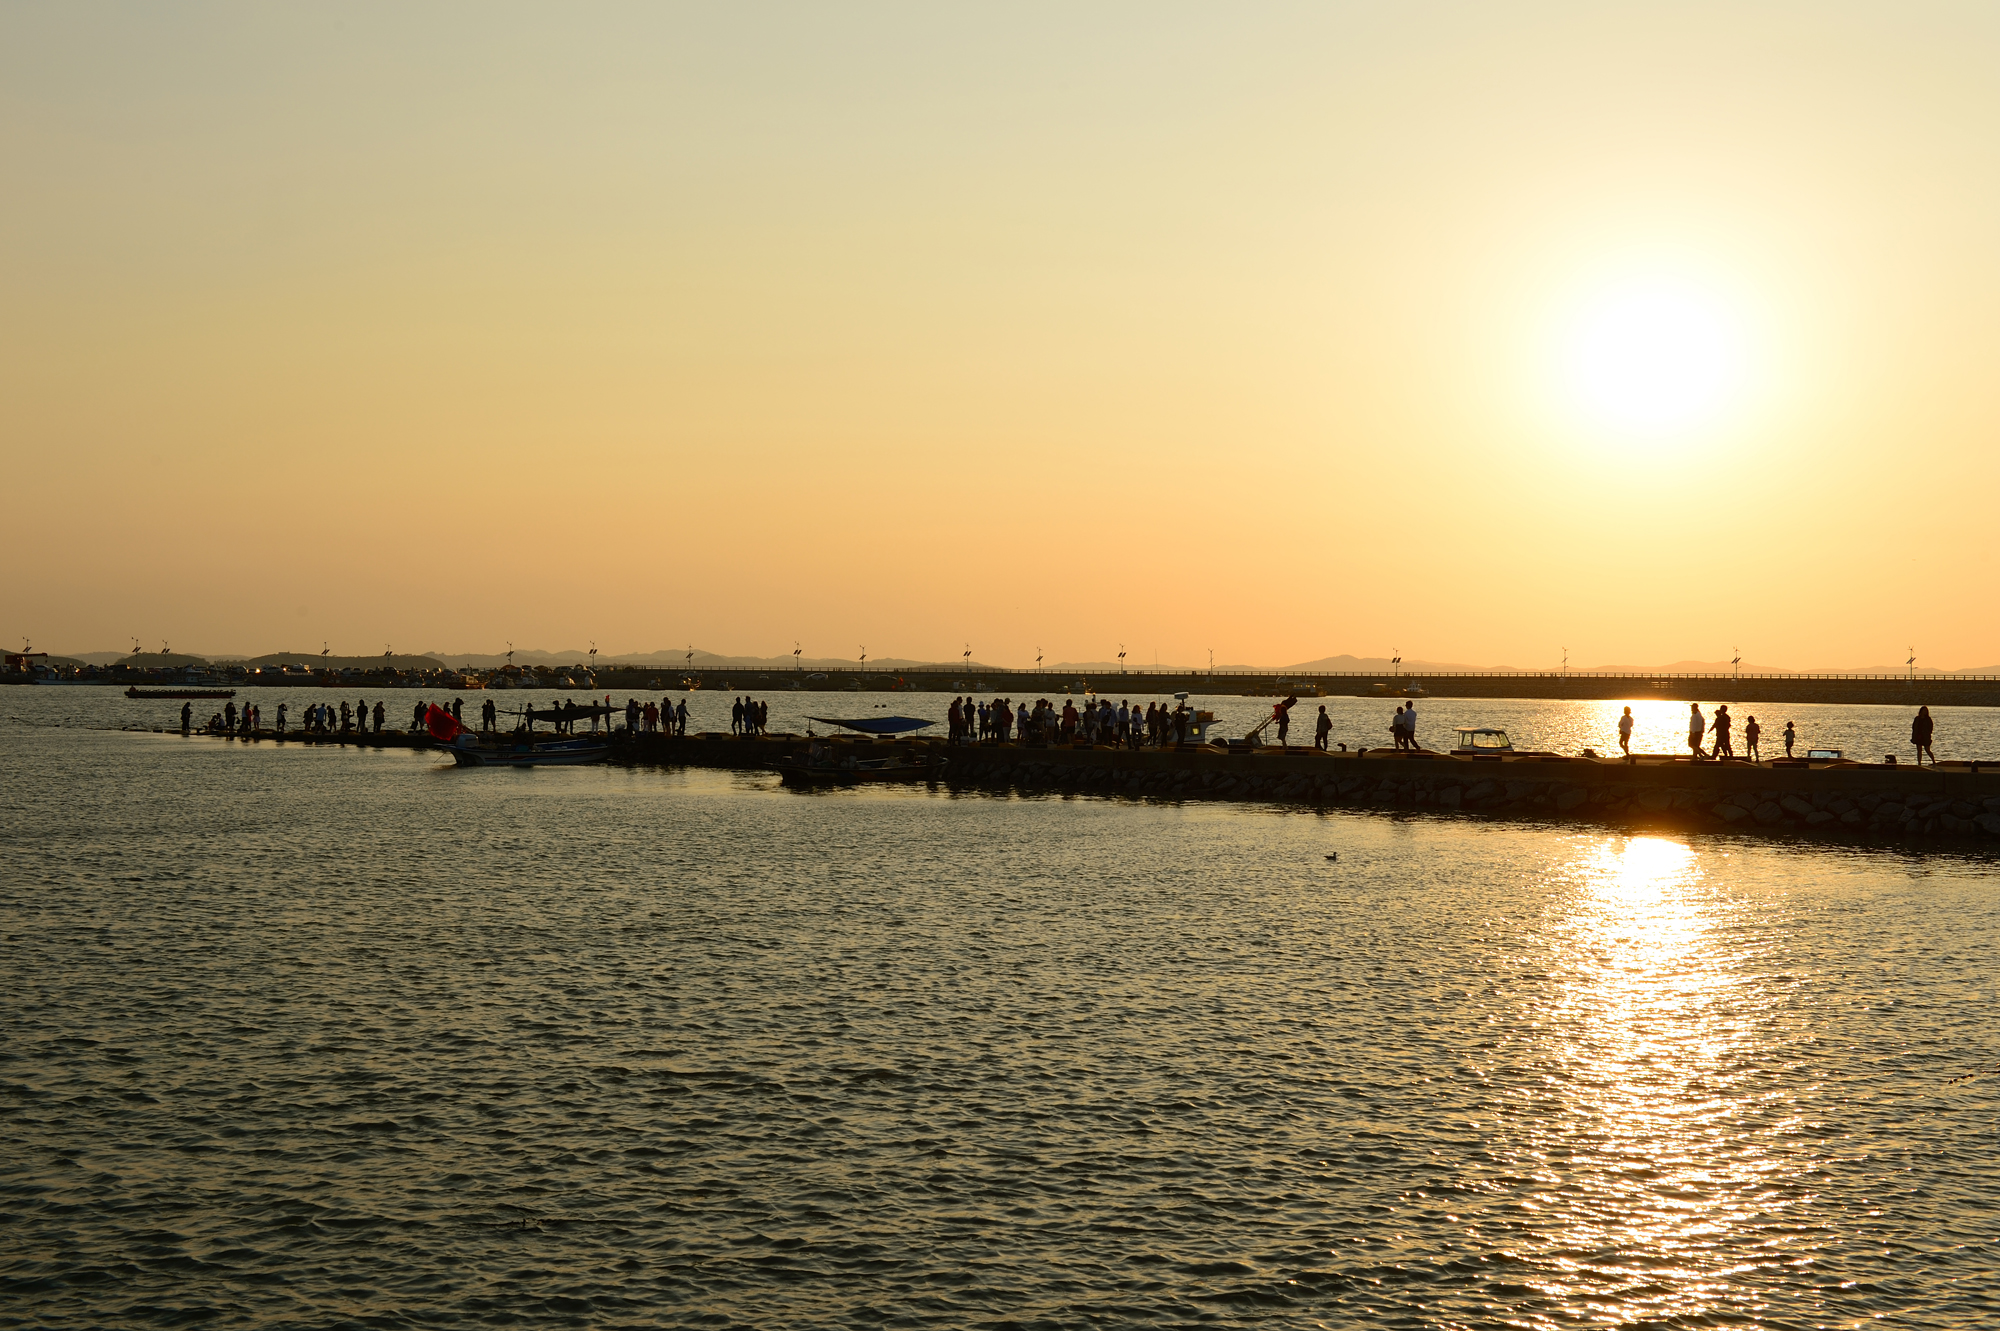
[794, 641, 802, 671]
[1732, 648, 1741, 682]
[1117, 643, 1126, 674]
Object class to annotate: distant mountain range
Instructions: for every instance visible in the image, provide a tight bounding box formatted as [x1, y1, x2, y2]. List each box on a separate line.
[45, 647, 2000, 676]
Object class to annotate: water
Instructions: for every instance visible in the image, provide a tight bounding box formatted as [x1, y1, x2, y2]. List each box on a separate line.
[5, 690, 2000, 1328]
[33, 683, 2000, 762]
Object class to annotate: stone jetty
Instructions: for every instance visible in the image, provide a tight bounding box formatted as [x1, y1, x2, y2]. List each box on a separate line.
[165, 725, 2000, 846]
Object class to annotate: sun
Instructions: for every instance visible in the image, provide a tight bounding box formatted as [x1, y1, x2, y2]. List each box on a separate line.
[1562, 276, 1750, 440]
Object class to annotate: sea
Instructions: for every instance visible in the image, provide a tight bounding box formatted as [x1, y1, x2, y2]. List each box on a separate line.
[5, 686, 1999, 1328]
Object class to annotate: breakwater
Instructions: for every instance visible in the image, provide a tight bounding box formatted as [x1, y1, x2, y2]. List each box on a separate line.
[163, 725, 2000, 845]
[608, 731, 2000, 846]
[618, 668, 2000, 708]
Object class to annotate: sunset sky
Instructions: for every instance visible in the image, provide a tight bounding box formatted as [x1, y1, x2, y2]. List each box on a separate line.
[5, 3, 1997, 670]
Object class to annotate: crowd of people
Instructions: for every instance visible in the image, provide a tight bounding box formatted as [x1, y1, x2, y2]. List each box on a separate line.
[938, 695, 1228, 748]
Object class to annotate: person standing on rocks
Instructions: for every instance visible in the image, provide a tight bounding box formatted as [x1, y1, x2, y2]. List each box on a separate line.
[1913, 706, 1936, 765]
[1315, 705, 1332, 751]
[1744, 715, 1762, 763]
[1617, 706, 1634, 759]
[1687, 703, 1705, 759]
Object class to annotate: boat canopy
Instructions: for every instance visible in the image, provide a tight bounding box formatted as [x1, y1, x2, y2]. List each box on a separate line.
[809, 715, 935, 735]
[522, 703, 616, 725]
[1454, 727, 1513, 750]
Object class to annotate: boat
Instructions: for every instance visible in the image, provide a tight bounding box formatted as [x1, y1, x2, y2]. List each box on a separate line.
[774, 741, 947, 786]
[437, 701, 615, 766]
[1451, 727, 1514, 754]
[126, 687, 236, 699]
[445, 733, 610, 767]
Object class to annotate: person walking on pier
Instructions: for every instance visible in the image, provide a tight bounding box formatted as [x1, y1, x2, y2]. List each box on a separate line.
[276, 703, 287, 733]
[1315, 705, 1332, 751]
[1390, 705, 1406, 750]
[730, 697, 744, 736]
[1617, 706, 1634, 759]
[675, 698, 689, 736]
[1913, 706, 1936, 765]
[1710, 705, 1733, 759]
[372, 700, 385, 734]
[340, 701, 353, 734]
[1783, 720, 1796, 757]
[1686, 703, 1705, 759]
[1403, 700, 1420, 751]
[1744, 715, 1762, 762]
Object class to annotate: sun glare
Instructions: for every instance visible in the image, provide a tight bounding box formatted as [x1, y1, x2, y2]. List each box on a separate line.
[1562, 277, 1750, 441]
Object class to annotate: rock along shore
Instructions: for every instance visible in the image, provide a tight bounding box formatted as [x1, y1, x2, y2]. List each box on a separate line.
[612, 732, 2000, 847]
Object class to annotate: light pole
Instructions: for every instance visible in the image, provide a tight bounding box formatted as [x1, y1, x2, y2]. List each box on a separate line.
[1908, 647, 1916, 682]
[1732, 648, 1740, 683]
[859, 646, 867, 667]
[1559, 647, 1567, 680]
[794, 641, 802, 671]
[1036, 646, 1043, 673]
[1117, 643, 1126, 674]
[962, 643, 972, 675]
[589, 642, 598, 678]
[1392, 649, 1402, 687]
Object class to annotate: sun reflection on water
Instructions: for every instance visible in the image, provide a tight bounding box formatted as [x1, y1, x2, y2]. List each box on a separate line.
[1510, 835, 1803, 1322]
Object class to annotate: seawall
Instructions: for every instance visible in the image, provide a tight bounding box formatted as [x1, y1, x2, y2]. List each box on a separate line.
[160, 725, 2000, 846]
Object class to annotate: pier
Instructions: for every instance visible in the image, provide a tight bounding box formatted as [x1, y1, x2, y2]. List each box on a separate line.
[603, 667, 2000, 708]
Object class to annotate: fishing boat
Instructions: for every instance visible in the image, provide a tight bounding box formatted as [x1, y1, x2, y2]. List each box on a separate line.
[446, 733, 610, 767]
[432, 701, 614, 766]
[774, 740, 946, 787]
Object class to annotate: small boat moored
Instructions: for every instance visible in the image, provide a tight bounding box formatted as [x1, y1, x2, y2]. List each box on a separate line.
[1451, 727, 1514, 755]
[774, 740, 947, 787]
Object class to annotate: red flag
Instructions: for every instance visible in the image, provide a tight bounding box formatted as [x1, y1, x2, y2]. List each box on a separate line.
[425, 704, 464, 743]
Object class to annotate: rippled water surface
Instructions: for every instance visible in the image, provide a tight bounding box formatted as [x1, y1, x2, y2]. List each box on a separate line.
[6, 692, 2000, 1328]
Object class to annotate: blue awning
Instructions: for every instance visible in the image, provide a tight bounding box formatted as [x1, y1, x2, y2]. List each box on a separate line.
[808, 715, 935, 735]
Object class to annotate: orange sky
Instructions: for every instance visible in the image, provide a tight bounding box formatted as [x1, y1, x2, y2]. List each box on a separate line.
[4, 3, 1997, 670]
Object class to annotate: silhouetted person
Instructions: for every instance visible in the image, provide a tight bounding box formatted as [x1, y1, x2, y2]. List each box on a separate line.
[181, 701, 192, 732]
[1783, 721, 1796, 757]
[1274, 694, 1296, 748]
[276, 702, 287, 733]
[1617, 706, 1634, 759]
[372, 701, 385, 734]
[1744, 715, 1761, 762]
[1687, 703, 1705, 759]
[1315, 705, 1332, 751]
[1711, 704, 1733, 759]
[224, 701, 237, 732]
[1913, 706, 1935, 765]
